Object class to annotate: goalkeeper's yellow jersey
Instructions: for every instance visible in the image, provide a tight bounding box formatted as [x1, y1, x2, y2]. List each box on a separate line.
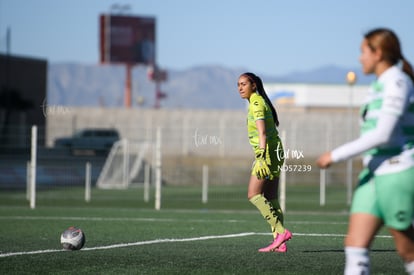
[247, 93, 279, 150]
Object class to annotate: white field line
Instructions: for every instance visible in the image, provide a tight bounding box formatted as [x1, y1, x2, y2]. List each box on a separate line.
[0, 231, 392, 259]
[0, 216, 178, 222]
[0, 232, 256, 258]
[0, 206, 350, 216]
[0, 216, 348, 225]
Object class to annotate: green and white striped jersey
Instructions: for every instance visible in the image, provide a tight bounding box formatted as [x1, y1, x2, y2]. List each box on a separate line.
[332, 65, 414, 175]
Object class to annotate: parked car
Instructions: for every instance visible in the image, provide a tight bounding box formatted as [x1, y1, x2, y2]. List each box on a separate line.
[54, 128, 120, 152]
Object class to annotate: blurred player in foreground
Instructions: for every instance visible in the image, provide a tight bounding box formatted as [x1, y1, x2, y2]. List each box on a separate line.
[317, 28, 414, 274]
[237, 72, 292, 252]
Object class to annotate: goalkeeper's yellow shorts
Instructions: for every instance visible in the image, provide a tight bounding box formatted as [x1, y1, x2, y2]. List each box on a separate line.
[251, 137, 285, 179]
[351, 166, 414, 230]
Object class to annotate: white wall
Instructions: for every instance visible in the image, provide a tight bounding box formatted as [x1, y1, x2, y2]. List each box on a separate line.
[265, 83, 369, 108]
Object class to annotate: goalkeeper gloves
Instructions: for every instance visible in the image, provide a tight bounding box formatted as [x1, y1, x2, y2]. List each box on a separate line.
[253, 148, 271, 180]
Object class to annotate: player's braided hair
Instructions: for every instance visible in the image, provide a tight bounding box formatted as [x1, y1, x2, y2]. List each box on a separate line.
[365, 28, 414, 83]
[243, 72, 280, 127]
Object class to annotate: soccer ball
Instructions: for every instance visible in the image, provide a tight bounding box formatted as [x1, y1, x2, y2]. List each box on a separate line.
[60, 226, 85, 251]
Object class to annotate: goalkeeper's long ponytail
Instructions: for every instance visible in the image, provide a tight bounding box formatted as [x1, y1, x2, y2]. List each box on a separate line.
[242, 72, 280, 127]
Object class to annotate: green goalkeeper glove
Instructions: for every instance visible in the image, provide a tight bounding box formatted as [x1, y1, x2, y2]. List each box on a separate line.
[253, 148, 271, 179]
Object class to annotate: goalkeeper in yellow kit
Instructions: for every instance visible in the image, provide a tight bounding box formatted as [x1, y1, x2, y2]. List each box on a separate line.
[237, 72, 292, 252]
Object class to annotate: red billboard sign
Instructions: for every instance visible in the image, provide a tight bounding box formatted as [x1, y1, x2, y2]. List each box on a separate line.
[99, 14, 156, 65]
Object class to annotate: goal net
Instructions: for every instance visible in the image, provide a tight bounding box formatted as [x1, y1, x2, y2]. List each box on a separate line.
[97, 139, 150, 189]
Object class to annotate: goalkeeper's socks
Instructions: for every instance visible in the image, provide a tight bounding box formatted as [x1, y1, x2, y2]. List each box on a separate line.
[269, 198, 285, 235]
[344, 247, 370, 275]
[405, 261, 414, 275]
[249, 194, 283, 234]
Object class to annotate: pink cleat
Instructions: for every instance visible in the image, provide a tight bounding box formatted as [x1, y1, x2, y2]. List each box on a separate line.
[274, 242, 287, 253]
[273, 229, 292, 248]
[258, 229, 292, 252]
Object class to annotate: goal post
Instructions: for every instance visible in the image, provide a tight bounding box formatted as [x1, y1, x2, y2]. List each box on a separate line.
[97, 139, 150, 189]
[29, 125, 37, 209]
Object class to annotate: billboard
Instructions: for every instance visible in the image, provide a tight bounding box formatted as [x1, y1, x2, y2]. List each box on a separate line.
[99, 14, 156, 65]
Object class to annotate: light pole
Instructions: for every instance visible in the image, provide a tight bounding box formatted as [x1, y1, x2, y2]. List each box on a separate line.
[346, 71, 357, 205]
[147, 65, 168, 108]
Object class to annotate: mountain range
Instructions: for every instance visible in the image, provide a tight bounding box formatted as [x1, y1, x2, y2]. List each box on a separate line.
[47, 63, 375, 109]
